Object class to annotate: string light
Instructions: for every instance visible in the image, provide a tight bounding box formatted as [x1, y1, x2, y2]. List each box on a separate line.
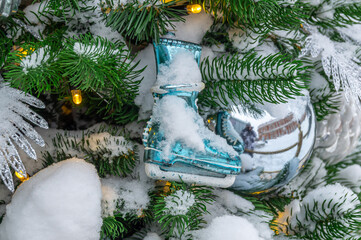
[71, 89, 83, 105]
[186, 4, 202, 14]
[15, 171, 29, 182]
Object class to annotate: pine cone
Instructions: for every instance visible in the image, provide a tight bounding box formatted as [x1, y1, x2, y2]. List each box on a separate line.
[315, 94, 361, 164]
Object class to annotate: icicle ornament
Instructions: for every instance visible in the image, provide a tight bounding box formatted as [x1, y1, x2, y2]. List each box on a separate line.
[300, 24, 361, 103]
[0, 79, 48, 192]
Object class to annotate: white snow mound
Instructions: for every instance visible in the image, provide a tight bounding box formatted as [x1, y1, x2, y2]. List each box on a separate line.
[0, 158, 102, 240]
[194, 215, 263, 240]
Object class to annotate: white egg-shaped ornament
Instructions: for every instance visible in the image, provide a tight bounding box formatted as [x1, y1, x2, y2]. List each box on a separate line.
[212, 94, 316, 194]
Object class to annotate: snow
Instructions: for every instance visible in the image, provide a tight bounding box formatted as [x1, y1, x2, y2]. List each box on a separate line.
[289, 183, 360, 232]
[85, 132, 132, 157]
[73, 42, 119, 63]
[193, 215, 263, 240]
[0, 158, 102, 240]
[254, 40, 279, 56]
[280, 156, 327, 197]
[229, 28, 260, 52]
[214, 189, 254, 213]
[165, 190, 195, 215]
[21, 48, 50, 74]
[170, 12, 213, 44]
[153, 95, 238, 158]
[23, 2, 48, 34]
[101, 177, 151, 217]
[337, 24, 361, 43]
[134, 45, 157, 120]
[337, 165, 361, 193]
[245, 211, 274, 240]
[143, 232, 163, 240]
[89, 20, 124, 42]
[24, 2, 47, 24]
[309, 70, 328, 90]
[155, 50, 202, 87]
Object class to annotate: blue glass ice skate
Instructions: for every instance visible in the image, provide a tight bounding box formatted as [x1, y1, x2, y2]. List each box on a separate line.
[143, 38, 242, 187]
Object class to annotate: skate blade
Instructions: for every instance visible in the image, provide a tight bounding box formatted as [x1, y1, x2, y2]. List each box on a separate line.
[145, 163, 236, 188]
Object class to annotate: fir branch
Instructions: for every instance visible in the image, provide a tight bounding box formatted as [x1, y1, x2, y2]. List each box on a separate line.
[152, 181, 215, 238]
[101, 214, 127, 239]
[294, 204, 361, 239]
[104, 0, 185, 43]
[310, 87, 340, 121]
[85, 92, 140, 125]
[101, 212, 147, 240]
[4, 42, 60, 95]
[201, 22, 238, 54]
[286, 184, 361, 239]
[57, 34, 144, 123]
[41, 126, 138, 178]
[40, 0, 94, 21]
[199, 52, 309, 110]
[326, 139, 361, 185]
[0, 26, 11, 68]
[269, 31, 306, 60]
[333, 3, 361, 26]
[310, 3, 361, 28]
[58, 34, 141, 92]
[91, 146, 138, 178]
[195, 0, 304, 33]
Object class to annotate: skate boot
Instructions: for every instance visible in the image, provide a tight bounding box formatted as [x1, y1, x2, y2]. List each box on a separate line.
[143, 38, 242, 187]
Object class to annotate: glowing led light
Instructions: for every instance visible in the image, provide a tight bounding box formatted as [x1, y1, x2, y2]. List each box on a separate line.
[71, 89, 82, 105]
[15, 171, 29, 182]
[186, 4, 202, 14]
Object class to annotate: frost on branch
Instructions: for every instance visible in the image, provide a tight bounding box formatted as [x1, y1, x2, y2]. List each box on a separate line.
[101, 177, 151, 218]
[20, 47, 50, 75]
[300, 25, 361, 103]
[164, 190, 196, 216]
[286, 183, 361, 238]
[0, 81, 48, 192]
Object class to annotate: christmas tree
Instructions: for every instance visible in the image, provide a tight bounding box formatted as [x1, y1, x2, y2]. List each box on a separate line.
[1, 0, 361, 239]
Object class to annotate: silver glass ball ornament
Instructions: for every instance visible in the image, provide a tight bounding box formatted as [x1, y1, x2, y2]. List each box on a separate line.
[212, 94, 316, 194]
[0, 0, 21, 20]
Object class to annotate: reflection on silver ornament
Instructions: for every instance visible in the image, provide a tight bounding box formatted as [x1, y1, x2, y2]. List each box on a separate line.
[214, 95, 316, 194]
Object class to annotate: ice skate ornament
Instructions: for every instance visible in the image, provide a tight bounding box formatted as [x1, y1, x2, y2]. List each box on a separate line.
[215, 95, 316, 193]
[143, 38, 242, 187]
[0, 77, 48, 192]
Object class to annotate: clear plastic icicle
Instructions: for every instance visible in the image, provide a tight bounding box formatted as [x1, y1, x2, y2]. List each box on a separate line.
[0, 76, 48, 192]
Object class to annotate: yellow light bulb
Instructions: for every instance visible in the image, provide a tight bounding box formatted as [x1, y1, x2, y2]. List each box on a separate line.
[186, 4, 202, 14]
[15, 171, 29, 182]
[71, 89, 83, 105]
